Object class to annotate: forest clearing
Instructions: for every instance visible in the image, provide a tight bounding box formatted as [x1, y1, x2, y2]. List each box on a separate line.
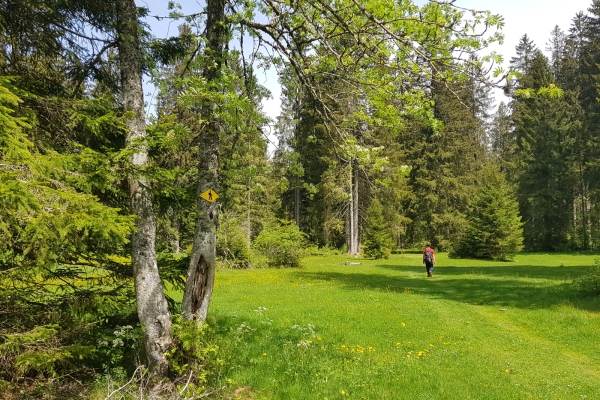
[171, 252, 600, 399]
[3, 0, 600, 398]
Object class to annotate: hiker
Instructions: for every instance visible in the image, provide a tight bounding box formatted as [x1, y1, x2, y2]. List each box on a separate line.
[423, 242, 435, 277]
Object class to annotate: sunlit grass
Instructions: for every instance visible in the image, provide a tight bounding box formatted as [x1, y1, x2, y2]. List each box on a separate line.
[176, 252, 600, 399]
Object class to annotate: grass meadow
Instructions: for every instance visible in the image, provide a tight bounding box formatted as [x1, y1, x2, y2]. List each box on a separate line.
[177, 252, 600, 399]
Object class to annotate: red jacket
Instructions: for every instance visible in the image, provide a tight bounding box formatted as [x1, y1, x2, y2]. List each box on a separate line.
[423, 246, 435, 264]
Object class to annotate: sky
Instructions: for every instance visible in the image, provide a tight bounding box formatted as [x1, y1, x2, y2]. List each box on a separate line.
[139, 0, 594, 121]
[444, 0, 593, 106]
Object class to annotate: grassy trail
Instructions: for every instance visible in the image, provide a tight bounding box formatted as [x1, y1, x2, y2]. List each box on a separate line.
[194, 253, 600, 399]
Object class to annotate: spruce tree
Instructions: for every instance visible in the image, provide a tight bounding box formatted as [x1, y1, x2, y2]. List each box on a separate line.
[489, 102, 516, 177]
[452, 165, 523, 260]
[510, 35, 539, 89]
[362, 198, 394, 259]
[404, 77, 488, 250]
[574, 2, 600, 248]
[511, 50, 574, 250]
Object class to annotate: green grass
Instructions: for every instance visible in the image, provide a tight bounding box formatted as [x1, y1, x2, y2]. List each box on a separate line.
[182, 253, 600, 399]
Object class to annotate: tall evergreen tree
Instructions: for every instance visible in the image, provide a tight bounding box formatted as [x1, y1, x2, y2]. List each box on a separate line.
[511, 50, 574, 250]
[574, 2, 600, 248]
[489, 102, 516, 176]
[452, 164, 523, 260]
[510, 34, 539, 89]
[404, 77, 488, 250]
[541, 12, 594, 250]
[547, 25, 568, 84]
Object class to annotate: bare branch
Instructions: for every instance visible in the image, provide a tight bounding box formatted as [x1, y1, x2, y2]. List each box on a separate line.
[103, 366, 145, 400]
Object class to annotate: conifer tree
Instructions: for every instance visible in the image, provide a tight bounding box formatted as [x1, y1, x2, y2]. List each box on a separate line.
[573, 3, 600, 248]
[452, 165, 523, 260]
[362, 198, 394, 259]
[511, 50, 574, 250]
[534, 13, 593, 250]
[404, 77, 488, 250]
[275, 82, 335, 246]
[489, 102, 516, 175]
[509, 34, 538, 90]
[547, 25, 568, 84]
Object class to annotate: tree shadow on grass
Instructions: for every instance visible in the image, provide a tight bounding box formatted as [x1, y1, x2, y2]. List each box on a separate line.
[293, 265, 600, 312]
[387, 264, 592, 280]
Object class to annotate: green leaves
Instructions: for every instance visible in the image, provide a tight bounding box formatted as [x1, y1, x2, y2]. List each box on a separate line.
[515, 84, 564, 99]
[0, 81, 133, 270]
[253, 220, 307, 267]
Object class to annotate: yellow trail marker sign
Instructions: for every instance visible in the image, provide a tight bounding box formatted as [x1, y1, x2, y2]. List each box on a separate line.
[200, 188, 219, 202]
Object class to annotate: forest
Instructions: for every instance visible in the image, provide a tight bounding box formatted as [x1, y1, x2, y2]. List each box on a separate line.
[1, 0, 600, 398]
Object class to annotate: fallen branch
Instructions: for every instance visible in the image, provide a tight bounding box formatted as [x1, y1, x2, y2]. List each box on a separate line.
[179, 370, 194, 396]
[198, 386, 227, 399]
[104, 365, 145, 400]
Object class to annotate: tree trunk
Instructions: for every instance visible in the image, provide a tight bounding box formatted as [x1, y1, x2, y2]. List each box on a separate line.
[347, 159, 359, 256]
[580, 168, 590, 250]
[182, 0, 226, 322]
[116, 0, 172, 377]
[247, 178, 252, 249]
[170, 208, 181, 253]
[352, 160, 360, 254]
[295, 176, 301, 227]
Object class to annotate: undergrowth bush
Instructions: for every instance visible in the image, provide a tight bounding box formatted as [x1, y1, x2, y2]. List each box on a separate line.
[572, 258, 600, 296]
[167, 316, 224, 397]
[95, 324, 143, 381]
[0, 324, 96, 379]
[217, 213, 252, 268]
[253, 220, 306, 268]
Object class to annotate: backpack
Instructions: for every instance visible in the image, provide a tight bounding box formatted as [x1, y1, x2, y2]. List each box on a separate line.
[424, 249, 433, 263]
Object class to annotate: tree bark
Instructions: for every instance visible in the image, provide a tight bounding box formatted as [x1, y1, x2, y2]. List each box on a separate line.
[182, 0, 226, 322]
[352, 160, 360, 254]
[295, 176, 301, 227]
[347, 159, 360, 256]
[116, 0, 172, 376]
